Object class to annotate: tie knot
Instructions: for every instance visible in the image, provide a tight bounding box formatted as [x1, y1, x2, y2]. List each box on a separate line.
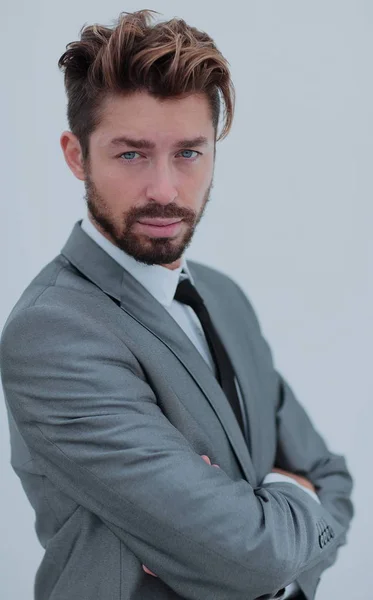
[174, 278, 205, 311]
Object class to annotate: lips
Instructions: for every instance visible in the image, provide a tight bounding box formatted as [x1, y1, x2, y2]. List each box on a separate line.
[135, 219, 183, 237]
[137, 218, 182, 226]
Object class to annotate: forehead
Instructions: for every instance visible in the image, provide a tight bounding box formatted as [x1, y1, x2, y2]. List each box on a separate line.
[93, 91, 215, 148]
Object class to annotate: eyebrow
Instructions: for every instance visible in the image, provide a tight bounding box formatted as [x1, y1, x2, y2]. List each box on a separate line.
[108, 135, 209, 150]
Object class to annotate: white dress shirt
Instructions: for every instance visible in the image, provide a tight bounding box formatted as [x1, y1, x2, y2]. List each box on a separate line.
[81, 215, 320, 599]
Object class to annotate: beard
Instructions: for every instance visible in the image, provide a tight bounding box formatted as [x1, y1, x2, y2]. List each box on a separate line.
[83, 169, 213, 266]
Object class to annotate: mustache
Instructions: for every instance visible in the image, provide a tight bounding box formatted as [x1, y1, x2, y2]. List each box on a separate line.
[128, 203, 196, 222]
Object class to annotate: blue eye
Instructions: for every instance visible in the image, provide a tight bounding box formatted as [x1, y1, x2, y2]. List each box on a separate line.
[180, 150, 198, 159]
[121, 151, 139, 161]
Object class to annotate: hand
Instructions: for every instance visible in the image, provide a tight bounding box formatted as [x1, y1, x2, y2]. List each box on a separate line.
[142, 454, 220, 578]
[271, 467, 316, 494]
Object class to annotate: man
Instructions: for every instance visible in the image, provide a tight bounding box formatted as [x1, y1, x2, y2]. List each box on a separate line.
[0, 9, 353, 600]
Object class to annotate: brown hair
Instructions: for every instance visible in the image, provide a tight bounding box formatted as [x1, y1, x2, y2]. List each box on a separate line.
[58, 9, 235, 161]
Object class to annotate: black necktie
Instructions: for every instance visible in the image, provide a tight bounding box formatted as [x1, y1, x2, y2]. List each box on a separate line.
[174, 277, 245, 436]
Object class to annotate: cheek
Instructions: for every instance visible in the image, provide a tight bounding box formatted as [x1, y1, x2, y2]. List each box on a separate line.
[97, 164, 142, 199]
[181, 161, 213, 192]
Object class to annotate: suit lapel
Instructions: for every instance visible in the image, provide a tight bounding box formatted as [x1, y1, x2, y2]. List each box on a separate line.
[61, 221, 257, 483]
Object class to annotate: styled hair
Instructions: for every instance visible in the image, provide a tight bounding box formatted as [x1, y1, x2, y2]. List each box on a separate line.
[58, 9, 235, 161]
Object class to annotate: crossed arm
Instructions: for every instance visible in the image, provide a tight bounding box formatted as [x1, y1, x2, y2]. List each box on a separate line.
[0, 299, 354, 600]
[142, 457, 319, 579]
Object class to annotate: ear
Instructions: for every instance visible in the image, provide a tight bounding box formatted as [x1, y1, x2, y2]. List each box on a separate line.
[60, 131, 86, 181]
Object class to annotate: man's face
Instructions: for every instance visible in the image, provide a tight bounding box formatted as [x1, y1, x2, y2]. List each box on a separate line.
[79, 91, 215, 269]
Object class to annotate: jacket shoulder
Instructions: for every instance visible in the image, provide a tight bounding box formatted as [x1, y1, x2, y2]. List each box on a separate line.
[1, 254, 100, 335]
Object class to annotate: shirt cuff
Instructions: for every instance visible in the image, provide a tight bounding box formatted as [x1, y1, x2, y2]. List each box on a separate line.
[262, 472, 321, 504]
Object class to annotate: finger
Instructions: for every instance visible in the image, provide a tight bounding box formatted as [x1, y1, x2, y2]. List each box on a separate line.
[212, 464, 220, 468]
[142, 565, 158, 577]
[201, 455, 211, 465]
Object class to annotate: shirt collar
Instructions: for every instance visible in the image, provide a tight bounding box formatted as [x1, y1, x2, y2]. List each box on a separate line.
[80, 215, 194, 308]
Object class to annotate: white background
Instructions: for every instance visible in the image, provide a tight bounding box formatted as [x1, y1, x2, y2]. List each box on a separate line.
[1, 1, 371, 598]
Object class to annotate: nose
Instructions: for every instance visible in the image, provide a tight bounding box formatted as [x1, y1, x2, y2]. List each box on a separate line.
[145, 161, 178, 205]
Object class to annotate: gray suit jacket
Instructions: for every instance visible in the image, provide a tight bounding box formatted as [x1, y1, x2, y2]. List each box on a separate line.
[0, 221, 354, 600]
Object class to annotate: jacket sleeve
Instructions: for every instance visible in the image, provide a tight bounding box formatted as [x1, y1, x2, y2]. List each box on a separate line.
[271, 375, 354, 599]
[231, 279, 355, 599]
[0, 299, 351, 600]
